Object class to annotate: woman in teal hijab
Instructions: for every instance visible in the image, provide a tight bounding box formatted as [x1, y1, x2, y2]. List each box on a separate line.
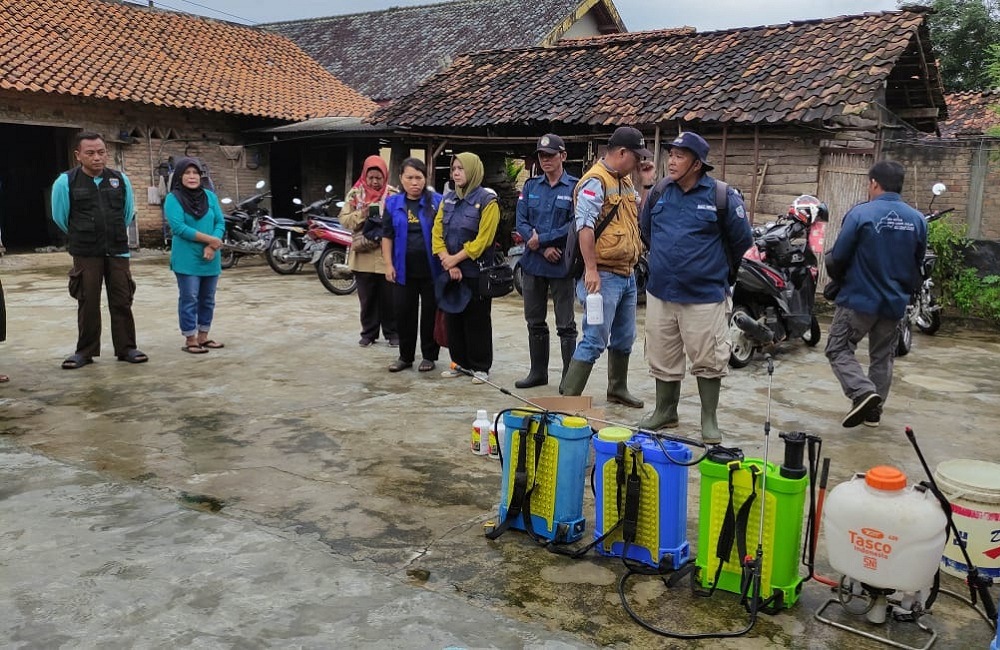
[431, 152, 500, 383]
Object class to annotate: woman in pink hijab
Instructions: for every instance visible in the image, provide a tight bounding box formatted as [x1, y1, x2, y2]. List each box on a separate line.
[340, 155, 398, 347]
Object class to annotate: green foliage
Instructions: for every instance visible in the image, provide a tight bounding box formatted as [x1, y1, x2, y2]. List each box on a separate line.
[951, 270, 1000, 320]
[927, 218, 1000, 323]
[504, 158, 524, 184]
[908, 0, 1000, 92]
[927, 217, 970, 302]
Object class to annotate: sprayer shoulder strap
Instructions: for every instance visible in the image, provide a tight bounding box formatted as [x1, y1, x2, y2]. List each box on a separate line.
[485, 414, 547, 542]
[734, 465, 761, 565]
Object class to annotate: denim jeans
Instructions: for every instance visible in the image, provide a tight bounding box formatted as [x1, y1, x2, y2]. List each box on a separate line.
[175, 273, 219, 337]
[573, 271, 636, 364]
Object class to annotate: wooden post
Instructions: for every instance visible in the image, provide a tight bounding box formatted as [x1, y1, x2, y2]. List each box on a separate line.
[751, 126, 760, 221]
[720, 125, 728, 181]
[653, 124, 661, 173]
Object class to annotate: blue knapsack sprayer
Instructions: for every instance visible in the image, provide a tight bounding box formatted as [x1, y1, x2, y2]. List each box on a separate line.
[463, 355, 824, 640]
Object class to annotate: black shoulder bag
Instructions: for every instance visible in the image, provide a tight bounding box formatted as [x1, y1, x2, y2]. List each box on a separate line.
[478, 244, 514, 298]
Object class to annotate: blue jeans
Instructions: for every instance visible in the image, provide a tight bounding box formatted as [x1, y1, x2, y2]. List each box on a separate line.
[175, 273, 219, 337]
[573, 271, 636, 364]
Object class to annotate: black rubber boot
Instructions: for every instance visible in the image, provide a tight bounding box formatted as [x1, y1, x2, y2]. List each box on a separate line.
[558, 359, 594, 396]
[637, 380, 681, 430]
[697, 376, 723, 444]
[606, 351, 644, 408]
[559, 336, 576, 381]
[515, 333, 549, 389]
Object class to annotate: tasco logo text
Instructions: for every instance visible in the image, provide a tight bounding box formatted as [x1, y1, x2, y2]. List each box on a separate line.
[850, 530, 893, 559]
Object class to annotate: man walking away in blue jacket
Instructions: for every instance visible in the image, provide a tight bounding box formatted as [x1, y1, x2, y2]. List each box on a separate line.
[825, 160, 927, 428]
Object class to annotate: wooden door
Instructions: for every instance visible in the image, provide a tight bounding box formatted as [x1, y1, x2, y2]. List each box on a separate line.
[816, 152, 873, 286]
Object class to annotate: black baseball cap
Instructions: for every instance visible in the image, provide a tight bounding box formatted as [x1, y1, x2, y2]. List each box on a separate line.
[536, 133, 566, 154]
[608, 127, 653, 158]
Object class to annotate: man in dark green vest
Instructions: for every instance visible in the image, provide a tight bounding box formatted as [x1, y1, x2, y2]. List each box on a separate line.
[51, 132, 148, 369]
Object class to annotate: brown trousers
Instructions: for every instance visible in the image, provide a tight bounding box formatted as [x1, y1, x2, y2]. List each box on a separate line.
[68, 256, 137, 358]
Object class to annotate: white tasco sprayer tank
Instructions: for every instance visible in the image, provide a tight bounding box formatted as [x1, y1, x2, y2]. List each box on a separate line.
[823, 466, 947, 592]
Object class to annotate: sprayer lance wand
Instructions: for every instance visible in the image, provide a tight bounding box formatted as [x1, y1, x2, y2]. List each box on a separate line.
[905, 426, 997, 625]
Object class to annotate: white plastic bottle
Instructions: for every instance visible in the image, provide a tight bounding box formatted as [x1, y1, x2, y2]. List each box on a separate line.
[472, 410, 490, 455]
[586, 292, 604, 325]
[488, 415, 503, 460]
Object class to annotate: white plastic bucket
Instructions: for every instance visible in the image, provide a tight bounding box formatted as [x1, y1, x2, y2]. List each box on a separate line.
[934, 459, 1000, 583]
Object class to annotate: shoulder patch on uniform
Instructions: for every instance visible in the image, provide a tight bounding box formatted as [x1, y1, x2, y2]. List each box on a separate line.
[109, 177, 120, 189]
[736, 205, 746, 219]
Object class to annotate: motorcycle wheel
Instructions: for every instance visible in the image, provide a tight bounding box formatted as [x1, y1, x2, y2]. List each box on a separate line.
[220, 249, 237, 269]
[896, 319, 912, 357]
[801, 316, 821, 347]
[513, 265, 523, 296]
[915, 296, 941, 335]
[316, 247, 356, 295]
[728, 305, 756, 368]
[266, 237, 303, 275]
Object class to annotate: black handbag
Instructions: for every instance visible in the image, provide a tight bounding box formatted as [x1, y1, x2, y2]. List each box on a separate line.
[478, 246, 514, 298]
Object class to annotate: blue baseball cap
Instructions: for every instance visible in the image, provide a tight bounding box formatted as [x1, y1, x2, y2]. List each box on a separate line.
[434, 273, 472, 314]
[667, 132, 714, 171]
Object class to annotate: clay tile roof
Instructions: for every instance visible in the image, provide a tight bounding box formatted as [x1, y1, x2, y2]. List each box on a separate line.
[938, 91, 1000, 137]
[265, 0, 623, 102]
[374, 9, 946, 132]
[0, 0, 376, 121]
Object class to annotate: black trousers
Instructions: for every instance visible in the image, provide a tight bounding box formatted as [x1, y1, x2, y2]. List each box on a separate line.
[69, 255, 137, 358]
[355, 271, 397, 342]
[445, 279, 492, 373]
[522, 271, 577, 340]
[393, 275, 439, 363]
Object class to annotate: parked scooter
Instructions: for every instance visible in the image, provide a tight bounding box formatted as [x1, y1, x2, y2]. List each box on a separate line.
[507, 231, 524, 296]
[312, 218, 356, 295]
[265, 185, 338, 275]
[219, 180, 273, 269]
[728, 195, 828, 368]
[896, 183, 952, 357]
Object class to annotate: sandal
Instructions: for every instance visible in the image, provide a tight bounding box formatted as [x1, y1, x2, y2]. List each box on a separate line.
[181, 344, 208, 354]
[199, 340, 225, 349]
[117, 349, 149, 363]
[61, 354, 93, 370]
[388, 359, 413, 372]
[418, 360, 435, 372]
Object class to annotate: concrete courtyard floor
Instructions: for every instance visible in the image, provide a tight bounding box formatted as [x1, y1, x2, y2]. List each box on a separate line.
[1, 251, 998, 649]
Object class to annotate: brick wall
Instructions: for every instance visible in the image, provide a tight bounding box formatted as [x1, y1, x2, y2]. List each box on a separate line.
[0, 89, 273, 247]
[883, 137, 1000, 240]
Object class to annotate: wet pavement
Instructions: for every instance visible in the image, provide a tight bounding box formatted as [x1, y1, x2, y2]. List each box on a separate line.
[1, 251, 998, 649]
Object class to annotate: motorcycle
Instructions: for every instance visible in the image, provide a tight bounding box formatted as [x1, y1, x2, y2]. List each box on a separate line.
[728, 195, 828, 368]
[507, 231, 524, 296]
[219, 180, 273, 269]
[896, 183, 952, 357]
[312, 218, 356, 295]
[265, 185, 338, 275]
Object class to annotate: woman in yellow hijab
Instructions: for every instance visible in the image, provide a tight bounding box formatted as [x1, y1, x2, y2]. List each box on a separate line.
[432, 152, 501, 383]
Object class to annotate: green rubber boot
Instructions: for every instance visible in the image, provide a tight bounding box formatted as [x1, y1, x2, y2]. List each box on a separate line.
[697, 376, 723, 444]
[606, 351, 644, 409]
[637, 380, 681, 430]
[559, 359, 594, 396]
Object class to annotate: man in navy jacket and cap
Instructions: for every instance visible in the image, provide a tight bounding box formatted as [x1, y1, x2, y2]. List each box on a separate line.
[513, 133, 579, 388]
[638, 132, 752, 444]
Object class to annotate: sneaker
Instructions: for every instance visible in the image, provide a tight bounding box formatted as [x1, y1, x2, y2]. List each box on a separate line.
[864, 412, 881, 428]
[843, 392, 882, 428]
[441, 369, 462, 378]
[358, 337, 374, 347]
[471, 371, 490, 384]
